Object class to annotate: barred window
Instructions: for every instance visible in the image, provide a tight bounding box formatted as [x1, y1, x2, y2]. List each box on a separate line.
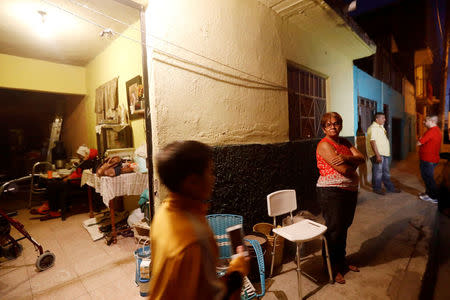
[287, 65, 326, 140]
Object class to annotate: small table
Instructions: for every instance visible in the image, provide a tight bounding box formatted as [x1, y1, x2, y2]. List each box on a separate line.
[81, 169, 148, 243]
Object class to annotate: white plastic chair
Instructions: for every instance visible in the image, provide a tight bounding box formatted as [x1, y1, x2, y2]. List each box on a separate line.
[267, 189, 333, 300]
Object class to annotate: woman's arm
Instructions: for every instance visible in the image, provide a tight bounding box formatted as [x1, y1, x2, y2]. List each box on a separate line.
[342, 146, 365, 166]
[317, 142, 356, 177]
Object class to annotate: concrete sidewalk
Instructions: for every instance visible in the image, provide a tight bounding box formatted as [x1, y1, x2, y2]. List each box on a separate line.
[263, 153, 437, 299]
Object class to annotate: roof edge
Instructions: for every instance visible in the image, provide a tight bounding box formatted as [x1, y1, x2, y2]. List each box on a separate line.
[324, 0, 376, 51]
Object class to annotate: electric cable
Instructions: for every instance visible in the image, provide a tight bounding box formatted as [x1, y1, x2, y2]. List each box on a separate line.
[42, 0, 286, 90]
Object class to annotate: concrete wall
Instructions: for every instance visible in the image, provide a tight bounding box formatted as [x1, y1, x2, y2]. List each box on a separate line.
[146, 0, 375, 208]
[0, 53, 86, 95]
[147, 0, 367, 152]
[147, 0, 288, 151]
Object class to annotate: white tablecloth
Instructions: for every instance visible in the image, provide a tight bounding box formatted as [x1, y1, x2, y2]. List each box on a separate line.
[81, 169, 148, 206]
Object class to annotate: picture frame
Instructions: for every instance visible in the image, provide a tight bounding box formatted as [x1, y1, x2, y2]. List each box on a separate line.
[126, 75, 144, 118]
[96, 125, 133, 156]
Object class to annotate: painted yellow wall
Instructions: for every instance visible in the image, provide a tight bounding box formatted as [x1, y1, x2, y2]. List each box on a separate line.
[281, 21, 356, 136]
[71, 22, 145, 149]
[403, 78, 416, 115]
[0, 53, 86, 95]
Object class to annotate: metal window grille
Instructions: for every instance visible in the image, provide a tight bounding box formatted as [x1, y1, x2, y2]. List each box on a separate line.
[287, 66, 326, 140]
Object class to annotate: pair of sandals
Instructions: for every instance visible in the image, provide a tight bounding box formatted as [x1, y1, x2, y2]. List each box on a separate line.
[30, 203, 62, 221]
[30, 202, 50, 215]
[334, 265, 360, 284]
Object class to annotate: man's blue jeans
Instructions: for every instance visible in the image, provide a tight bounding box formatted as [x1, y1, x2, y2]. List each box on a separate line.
[419, 160, 438, 199]
[371, 155, 395, 192]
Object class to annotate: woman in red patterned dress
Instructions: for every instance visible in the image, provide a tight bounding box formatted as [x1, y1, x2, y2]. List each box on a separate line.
[316, 112, 365, 284]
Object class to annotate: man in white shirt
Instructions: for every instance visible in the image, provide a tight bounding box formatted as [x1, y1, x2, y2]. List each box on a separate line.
[366, 112, 400, 195]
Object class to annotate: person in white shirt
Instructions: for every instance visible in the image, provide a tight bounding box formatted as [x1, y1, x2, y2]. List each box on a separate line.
[366, 112, 400, 195]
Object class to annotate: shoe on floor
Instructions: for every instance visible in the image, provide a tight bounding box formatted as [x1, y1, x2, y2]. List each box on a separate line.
[347, 265, 360, 272]
[419, 194, 438, 204]
[334, 272, 345, 284]
[48, 211, 61, 217]
[419, 194, 431, 201]
[36, 202, 49, 214]
[373, 189, 386, 195]
[426, 198, 438, 204]
[39, 211, 61, 221]
[387, 188, 401, 193]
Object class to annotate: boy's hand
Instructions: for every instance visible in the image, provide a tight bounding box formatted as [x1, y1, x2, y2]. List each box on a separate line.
[228, 246, 250, 276]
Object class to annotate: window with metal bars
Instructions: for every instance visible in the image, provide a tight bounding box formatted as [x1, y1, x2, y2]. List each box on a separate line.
[287, 65, 327, 140]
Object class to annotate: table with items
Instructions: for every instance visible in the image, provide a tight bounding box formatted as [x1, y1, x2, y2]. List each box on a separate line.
[81, 169, 148, 243]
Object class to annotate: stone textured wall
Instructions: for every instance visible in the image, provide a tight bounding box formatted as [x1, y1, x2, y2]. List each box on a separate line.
[208, 138, 352, 232]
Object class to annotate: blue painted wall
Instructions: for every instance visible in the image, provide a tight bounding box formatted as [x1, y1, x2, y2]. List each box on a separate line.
[353, 66, 407, 159]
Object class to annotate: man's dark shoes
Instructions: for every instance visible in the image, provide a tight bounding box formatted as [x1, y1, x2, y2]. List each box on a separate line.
[373, 189, 385, 195]
[387, 188, 401, 193]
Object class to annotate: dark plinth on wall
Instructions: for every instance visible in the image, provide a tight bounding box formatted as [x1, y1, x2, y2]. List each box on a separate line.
[209, 137, 354, 233]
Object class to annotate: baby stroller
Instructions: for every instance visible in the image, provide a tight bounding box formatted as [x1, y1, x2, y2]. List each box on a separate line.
[0, 175, 55, 271]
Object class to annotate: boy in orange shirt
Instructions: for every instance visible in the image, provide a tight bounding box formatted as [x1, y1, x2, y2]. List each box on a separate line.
[149, 140, 248, 300]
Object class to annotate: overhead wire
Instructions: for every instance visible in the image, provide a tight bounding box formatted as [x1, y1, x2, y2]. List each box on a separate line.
[436, 0, 443, 40]
[67, 0, 285, 88]
[42, 0, 287, 91]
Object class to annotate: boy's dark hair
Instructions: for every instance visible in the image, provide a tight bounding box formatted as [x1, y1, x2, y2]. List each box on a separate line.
[374, 112, 385, 121]
[156, 140, 213, 193]
[320, 112, 343, 129]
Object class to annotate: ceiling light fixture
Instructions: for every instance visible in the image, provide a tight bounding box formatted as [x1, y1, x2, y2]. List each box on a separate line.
[37, 10, 47, 23]
[99, 28, 115, 39]
[36, 10, 51, 37]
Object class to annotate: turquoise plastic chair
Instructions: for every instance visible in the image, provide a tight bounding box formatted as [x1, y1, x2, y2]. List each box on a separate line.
[206, 214, 265, 299]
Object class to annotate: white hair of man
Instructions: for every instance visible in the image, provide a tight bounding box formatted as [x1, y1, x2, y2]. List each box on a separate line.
[76, 145, 90, 157]
[426, 115, 438, 125]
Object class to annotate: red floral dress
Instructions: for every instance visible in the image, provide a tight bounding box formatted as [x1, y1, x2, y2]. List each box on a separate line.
[316, 137, 358, 191]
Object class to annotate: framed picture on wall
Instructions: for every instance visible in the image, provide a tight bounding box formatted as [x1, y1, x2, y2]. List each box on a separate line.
[126, 75, 144, 118]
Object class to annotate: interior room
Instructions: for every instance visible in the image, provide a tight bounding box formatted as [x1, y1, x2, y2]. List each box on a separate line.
[0, 0, 151, 298]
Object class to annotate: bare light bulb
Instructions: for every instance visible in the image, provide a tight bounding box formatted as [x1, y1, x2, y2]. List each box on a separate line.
[37, 10, 47, 23]
[36, 10, 50, 37]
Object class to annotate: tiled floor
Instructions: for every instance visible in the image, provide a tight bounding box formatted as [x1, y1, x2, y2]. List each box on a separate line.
[0, 209, 143, 300]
